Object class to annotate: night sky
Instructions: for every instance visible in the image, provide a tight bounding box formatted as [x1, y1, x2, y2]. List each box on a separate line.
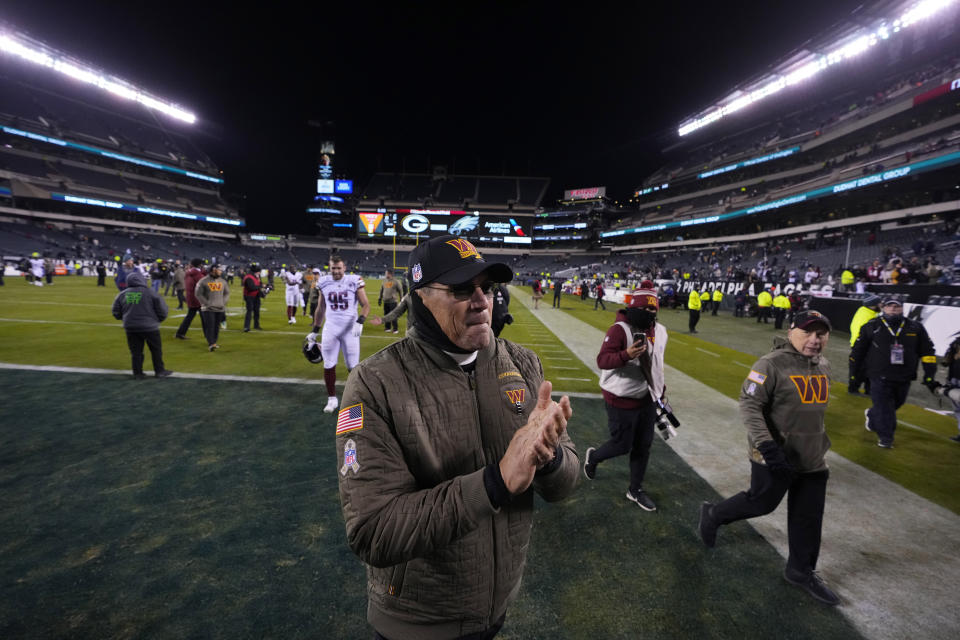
[3, 0, 867, 231]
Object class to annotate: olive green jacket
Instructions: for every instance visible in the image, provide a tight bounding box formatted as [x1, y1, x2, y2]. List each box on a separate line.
[337, 327, 579, 640]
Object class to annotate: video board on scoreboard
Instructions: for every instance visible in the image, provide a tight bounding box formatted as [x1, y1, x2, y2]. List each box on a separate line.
[357, 209, 531, 244]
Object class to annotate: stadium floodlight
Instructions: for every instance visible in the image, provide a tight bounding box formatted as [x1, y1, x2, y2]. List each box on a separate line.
[0, 30, 196, 124]
[677, 0, 956, 137]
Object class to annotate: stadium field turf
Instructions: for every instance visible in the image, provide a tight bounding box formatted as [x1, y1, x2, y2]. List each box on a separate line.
[0, 277, 597, 394]
[0, 368, 860, 639]
[550, 291, 960, 515]
[0, 277, 865, 637]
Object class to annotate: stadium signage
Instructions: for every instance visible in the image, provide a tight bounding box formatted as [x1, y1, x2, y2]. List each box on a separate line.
[1, 126, 223, 184]
[564, 187, 606, 200]
[51, 193, 244, 226]
[912, 77, 960, 107]
[601, 150, 960, 239]
[357, 210, 530, 244]
[697, 147, 800, 179]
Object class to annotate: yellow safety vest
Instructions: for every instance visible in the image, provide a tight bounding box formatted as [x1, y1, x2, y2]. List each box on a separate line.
[849, 306, 879, 347]
[688, 291, 702, 310]
[758, 291, 773, 307]
[712, 290, 723, 302]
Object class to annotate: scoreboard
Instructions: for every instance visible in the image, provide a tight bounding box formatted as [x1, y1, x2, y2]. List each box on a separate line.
[357, 209, 531, 244]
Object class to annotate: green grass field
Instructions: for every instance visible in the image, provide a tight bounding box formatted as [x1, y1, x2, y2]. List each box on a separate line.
[549, 290, 960, 515]
[0, 277, 596, 393]
[0, 276, 945, 637]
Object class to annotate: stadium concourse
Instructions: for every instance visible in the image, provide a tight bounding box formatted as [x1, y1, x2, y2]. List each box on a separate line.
[511, 287, 960, 640]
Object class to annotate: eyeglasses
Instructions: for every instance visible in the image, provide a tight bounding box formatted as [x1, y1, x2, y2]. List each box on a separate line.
[426, 281, 495, 300]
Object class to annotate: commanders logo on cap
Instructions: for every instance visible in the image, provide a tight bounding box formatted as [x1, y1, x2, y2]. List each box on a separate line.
[445, 238, 480, 260]
[412, 263, 423, 282]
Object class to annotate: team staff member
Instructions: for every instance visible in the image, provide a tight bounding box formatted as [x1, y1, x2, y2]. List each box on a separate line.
[111, 272, 173, 379]
[772, 290, 791, 329]
[583, 283, 667, 512]
[378, 269, 404, 334]
[491, 282, 513, 337]
[687, 286, 702, 333]
[698, 311, 839, 605]
[851, 299, 937, 448]
[371, 293, 411, 333]
[756, 287, 773, 324]
[337, 235, 578, 640]
[195, 264, 230, 352]
[847, 294, 881, 395]
[242, 263, 263, 332]
[711, 287, 723, 315]
[175, 258, 206, 339]
[594, 280, 606, 310]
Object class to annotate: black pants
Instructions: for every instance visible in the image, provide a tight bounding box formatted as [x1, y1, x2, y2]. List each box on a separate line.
[757, 307, 771, 323]
[375, 614, 505, 640]
[594, 297, 605, 310]
[201, 310, 225, 346]
[867, 378, 911, 444]
[126, 330, 164, 375]
[689, 309, 700, 332]
[593, 400, 656, 492]
[383, 301, 398, 331]
[492, 317, 506, 337]
[774, 308, 787, 329]
[712, 462, 829, 578]
[244, 296, 261, 330]
[735, 303, 745, 317]
[175, 289, 185, 309]
[553, 292, 561, 308]
[176, 306, 203, 338]
[97, 275, 105, 286]
[711, 300, 720, 315]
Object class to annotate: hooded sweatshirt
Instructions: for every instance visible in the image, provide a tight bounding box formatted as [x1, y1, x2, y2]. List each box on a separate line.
[195, 272, 230, 312]
[111, 272, 168, 331]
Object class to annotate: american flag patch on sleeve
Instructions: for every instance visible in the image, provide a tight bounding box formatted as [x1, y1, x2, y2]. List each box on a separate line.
[747, 370, 767, 385]
[336, 403, 364, 435]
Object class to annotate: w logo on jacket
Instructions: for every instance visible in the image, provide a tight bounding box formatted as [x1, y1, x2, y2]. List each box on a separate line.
[789, 375, 829, 404]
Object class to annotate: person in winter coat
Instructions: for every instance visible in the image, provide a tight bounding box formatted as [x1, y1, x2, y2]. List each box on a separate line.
[111, 271, 173, 379]
[698, 310, 839, 606]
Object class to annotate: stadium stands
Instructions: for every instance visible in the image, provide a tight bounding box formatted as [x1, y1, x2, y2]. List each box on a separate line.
[0, 39, 240, 239]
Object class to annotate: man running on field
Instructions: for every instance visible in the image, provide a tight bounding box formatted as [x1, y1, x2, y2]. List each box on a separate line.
[309, 256, 371, 413]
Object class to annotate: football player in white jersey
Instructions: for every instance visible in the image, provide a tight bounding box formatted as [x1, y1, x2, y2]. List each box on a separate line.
[309, 256, 371, 413]
[29, 253, 45, 286]
[283, 266, 304, 324]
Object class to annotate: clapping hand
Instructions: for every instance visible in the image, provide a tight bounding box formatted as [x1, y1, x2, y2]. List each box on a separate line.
[499, 381, 572, 495]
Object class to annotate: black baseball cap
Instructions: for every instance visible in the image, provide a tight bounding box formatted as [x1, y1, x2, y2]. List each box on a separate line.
[407, 235, 513, 290]
[791, 310, 832, 331]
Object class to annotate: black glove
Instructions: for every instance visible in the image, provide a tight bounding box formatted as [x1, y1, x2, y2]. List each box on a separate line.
[923, 377, 940, 394]
[847, 376, 858, 391]
[756, 440, 794, 477]
[504, 313, 514, 325]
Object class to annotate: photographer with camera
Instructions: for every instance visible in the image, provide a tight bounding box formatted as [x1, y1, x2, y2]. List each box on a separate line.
[583, 282, 671, 512]
[697, 310, 840, 606]
[939, 336, 960, 443]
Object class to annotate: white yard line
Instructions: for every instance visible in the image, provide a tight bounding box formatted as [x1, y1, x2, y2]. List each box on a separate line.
[695, 347, 720, 357]
[0, 317, 399, 340]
